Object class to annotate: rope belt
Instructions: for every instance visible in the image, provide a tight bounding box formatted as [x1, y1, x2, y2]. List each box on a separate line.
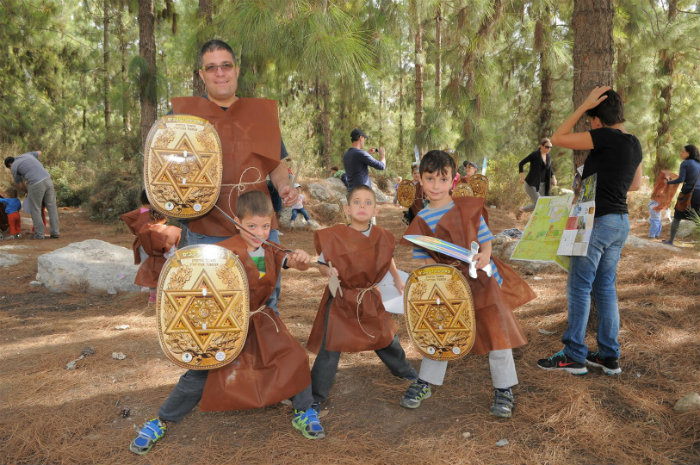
[354, 284, 378, 339]
[249, 304, 279, 333]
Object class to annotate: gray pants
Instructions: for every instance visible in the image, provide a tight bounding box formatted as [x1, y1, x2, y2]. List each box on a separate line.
[311, 299, 417, 403]
[158, 370, 314, 423]
[27, 177, 59, 237]
[522, 182, 545, 212]
[417, 349, 518, 389]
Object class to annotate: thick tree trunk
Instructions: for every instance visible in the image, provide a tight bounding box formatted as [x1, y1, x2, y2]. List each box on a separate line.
[653, 1, 679, 174]
[535, 15, 552, 140]
[398, 61, 405, 158]
[319, 80, 332, 175]
[138, 0, 157, 149]
[571, 0, 614, 169]
[193, 0, 212, 96]
[118, 0, 130, 133]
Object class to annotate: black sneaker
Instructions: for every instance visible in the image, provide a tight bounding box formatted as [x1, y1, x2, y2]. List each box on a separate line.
[537, 350, 588, 375]
[586, 351, 622, 375]
[400, 380, 431, 409]
[490, 388, 514, 418]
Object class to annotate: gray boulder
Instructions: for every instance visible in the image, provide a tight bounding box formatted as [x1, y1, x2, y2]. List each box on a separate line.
[307, 182, 334, 202]
[36, 239, 140, 293]
[676, 219, 697, 239]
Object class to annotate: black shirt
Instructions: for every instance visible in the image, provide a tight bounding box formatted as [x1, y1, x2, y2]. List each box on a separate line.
[583, 128, 642, 217]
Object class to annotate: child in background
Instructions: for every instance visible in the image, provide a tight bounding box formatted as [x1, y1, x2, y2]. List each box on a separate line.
[403, 163, 424, 225]
[120, 189, 151, 265]
[400, 150, 536, 418]
[134, 209, 181, 303]
[0, 188, 22, 239]
[648, 199, 662, 239]
[393, 176, 403, 206]
[129, 191, 323, 456]
[330, 166, 349, 189]
[308, 185, 417, 419]
[290, 183, 311, 228]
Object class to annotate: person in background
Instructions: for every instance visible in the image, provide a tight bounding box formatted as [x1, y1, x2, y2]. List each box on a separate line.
[517, 139, 557, 218]
[0, 187, 22, 239]
[663, 144, 700, 245]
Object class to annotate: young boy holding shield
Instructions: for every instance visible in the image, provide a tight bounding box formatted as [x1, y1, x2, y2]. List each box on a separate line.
[129, 191, 324, 455]
[400, 150, 536, 418]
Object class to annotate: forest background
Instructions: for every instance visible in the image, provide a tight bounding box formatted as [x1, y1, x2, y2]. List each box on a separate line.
[1, 0, 699, 221]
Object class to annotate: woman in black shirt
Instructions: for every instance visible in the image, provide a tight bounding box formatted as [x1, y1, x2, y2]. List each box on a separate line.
[517, 138, 557, 217]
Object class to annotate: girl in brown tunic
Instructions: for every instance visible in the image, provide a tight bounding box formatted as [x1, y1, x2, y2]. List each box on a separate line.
[129, 191, 324, 456]
[120, 189, 151, 265]
[134, 210, 181, 302]
[308, 186, 417, 410]
[399, 150, 536, 419]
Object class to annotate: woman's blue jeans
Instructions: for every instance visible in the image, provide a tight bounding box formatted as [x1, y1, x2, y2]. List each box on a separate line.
[562, 214, 629, 363]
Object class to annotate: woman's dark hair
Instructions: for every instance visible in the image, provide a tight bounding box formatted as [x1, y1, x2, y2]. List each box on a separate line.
[585, 89, 625, 126]
[419, 150, 455, 177]
[685, 144, 700, 162]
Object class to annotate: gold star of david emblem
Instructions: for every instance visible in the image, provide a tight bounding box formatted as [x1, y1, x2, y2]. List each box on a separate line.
[163, 269, 245, 352]
[408, 285, 470, 346]
[150, 132, 218, 203]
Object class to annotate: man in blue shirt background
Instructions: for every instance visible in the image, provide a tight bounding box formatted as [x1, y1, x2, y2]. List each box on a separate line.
[342, 128, 386, 190]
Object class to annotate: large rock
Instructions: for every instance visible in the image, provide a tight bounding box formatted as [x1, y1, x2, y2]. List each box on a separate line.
[676, 219, 697, 239]
[673, 392, 700, 412]
[372, 185, 391, 203]
[307, 182, 335, 202]
[36, 239, 140, 294]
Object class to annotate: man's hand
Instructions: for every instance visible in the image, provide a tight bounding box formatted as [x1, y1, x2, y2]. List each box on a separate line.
[279, 184, 299, 207]
[378, 147, 386, 163]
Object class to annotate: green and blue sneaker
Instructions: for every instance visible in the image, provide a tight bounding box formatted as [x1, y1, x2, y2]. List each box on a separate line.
[129, 418, 167, 455]
[400, 380, 432, 409]
[292, 407, 325, 439]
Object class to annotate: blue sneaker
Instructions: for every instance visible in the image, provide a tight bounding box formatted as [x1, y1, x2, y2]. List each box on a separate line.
[129, 418, 167, 455]
[292, 408, 325, 439]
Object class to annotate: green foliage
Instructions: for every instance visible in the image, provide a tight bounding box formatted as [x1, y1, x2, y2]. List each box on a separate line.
[47, 161, 94, 207]
[87, 164, 143, 222]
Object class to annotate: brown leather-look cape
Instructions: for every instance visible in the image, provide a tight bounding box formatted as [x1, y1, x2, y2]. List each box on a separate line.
[306, 224, 397, 353]
[120, 207, 150, 264]
[410, 182, 424, 216]
[401, 197, 535, 354]
[651, 170, 679, 211]
[200, 234, 311, 411]
[133, 223, 181, 287]
[171, 97, 282, 236]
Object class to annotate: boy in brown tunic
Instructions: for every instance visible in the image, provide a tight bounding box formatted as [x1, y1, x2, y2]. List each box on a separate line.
[129, 192, 324, 456]
[134, 209, 181, 302]
[400, 150, 536, 418]
[308, 185, 417, 414]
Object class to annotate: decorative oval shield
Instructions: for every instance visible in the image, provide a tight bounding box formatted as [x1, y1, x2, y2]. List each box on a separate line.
[144, 115, 223, 219]
[467, 174, 489, 198]
[397, 180, 417, 208]
[156, 245, 249, 370]
[452, 182, 474, 198]
[404, 265, 475, 361]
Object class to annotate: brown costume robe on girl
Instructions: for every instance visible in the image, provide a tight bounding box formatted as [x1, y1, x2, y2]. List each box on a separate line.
[171, 97, 281, 236]
[133, 223, 181, 287]
[120, 207, 150, 264]
[200, 234, 311, 411]
[402, 197, 535, 355]
[307, 225, 397, 353]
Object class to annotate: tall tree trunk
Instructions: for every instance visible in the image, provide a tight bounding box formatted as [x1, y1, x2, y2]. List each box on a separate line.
[103, 0, 111, 140]
[118, 0, 130, 133]
[398, 61, 405, 159]
[653, 1, 679, 174]
[535, 14, 553, 140]
[318, 79, 332, 175]
[571, 0, 614, 169]
[138, 0, 157, 149]
[193, 0, 212, 96]
[413, 2, 424, 153]
[434, 2, 442, 109]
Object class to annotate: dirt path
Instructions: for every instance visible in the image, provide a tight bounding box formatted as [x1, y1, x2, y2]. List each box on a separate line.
[0, 205, 698, 465]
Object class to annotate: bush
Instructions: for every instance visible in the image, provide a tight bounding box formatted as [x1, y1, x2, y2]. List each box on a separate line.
[87, 169, 143, 222]
[48, 161, 94, 207]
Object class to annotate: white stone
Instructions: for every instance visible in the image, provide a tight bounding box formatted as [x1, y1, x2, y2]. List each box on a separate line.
[307, 182, 334, 202]
[0, 253, 20, 267]
[36, 239, 141, 294]
[673, 392, 700, 412]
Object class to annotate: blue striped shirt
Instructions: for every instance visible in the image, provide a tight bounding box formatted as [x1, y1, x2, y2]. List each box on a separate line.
[412, 201, 502, 285]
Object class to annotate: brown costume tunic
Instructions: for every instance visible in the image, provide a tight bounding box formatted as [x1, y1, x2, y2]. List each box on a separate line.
[133, 223, 181, 287]
[402, 197, 535, 354]
[200, 235, 311, 411]
[410, 182, 424, 216]
[307, 225, 397, 353]
[171, 97, 282, 236]
[651, 170, 679, 211]
[120, 207, 150, 264]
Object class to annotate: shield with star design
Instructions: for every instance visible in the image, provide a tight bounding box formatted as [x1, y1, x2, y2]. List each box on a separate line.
[144, 115, 223, 218]
[404, 265, 475, 361]
[156, 245, 250, 370]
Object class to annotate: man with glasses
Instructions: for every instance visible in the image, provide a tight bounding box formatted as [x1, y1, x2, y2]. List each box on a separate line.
[517, 138, 557, 218]
[169, 39, 294, 310]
